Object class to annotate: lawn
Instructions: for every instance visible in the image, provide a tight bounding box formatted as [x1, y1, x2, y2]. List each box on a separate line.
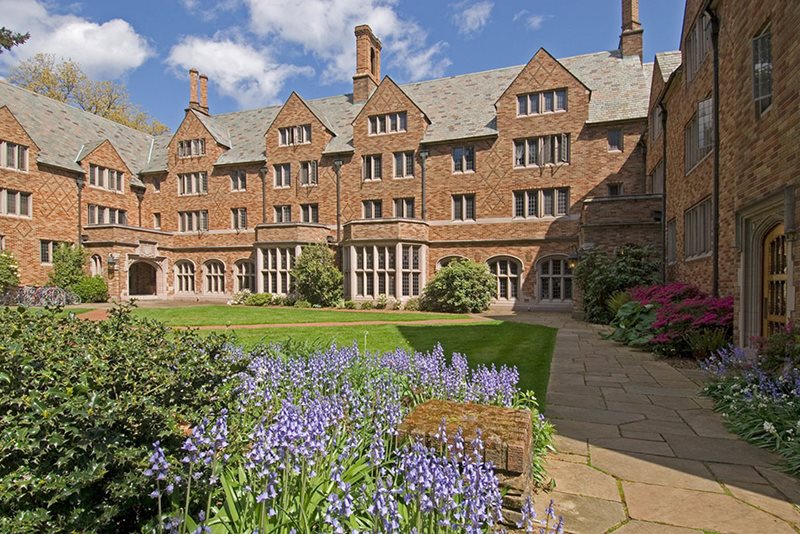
[205, 320, 557, 405]
[132, 305, 468, 326]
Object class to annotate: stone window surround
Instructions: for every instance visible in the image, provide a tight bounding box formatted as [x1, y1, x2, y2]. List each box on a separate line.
[0, 188, 32, 218]
[0, 140, 28, 172]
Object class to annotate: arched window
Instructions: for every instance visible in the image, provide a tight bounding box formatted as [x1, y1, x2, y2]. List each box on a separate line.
[436, 255, 467, 271]
[235, 260, 256, 292]
[487, 257, 521, 300]
[538, 256, 573, 302]
[175, 260, 196, 293]
[90, 255, 102, 276]
[204, 260, 226, 294]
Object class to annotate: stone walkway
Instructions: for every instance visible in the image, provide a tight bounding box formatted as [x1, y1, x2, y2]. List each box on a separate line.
[488, 312, 800, 534]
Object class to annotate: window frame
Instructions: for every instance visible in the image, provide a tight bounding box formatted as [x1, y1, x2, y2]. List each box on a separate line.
[278, 125, 312, 146]
[488, 257, 522, 301]
[299, 161, 318, 186]
[301, 203, 319, 223]
[512, 188, 569, 218]
[231, 207, 248, 230]
[178, 138, 206, 158]
[0, 140, 29, 172]
[274, 163, 291, 188]
[362, 154, 383, 181]
[393, 197, 415, 219]
[451, 146, 475, 174]
[178, 172, 208, 196]
[178, 210, 209, 233]
[230, 170, 247, 192]
[684, 197, 712, 259]
[393, 151, 415, 179]
[362, 199, 383, 219]
[516, 89, 568, 116]
[513, 134, 570, 168]
[752, 25, 772, 117]
[274, 205, 292, 223]
[368, 112, 407, 135]
[537, 256, 573, 302]
[175, 260, 196, 293]
[607, 129, 624, 152]
[0, 188, 32, 218]
[452, 194, 476, 221]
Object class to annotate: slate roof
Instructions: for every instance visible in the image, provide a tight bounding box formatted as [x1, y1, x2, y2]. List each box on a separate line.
[0, 81, 154, 177]
[0, 47, 654, 173]
[654, 51, 682, 83]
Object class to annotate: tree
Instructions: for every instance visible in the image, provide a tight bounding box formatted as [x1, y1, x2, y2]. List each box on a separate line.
[0, 251, 20, 293]
[292, 244, 343, 307]
[48, 244, 87, 291]
[0, 27, 29, 54]
[8, 54, 168, 135]
[420, 259, 496, 313]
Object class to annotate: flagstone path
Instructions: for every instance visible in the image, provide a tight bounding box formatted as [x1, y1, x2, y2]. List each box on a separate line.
[487, 311, 800, 534]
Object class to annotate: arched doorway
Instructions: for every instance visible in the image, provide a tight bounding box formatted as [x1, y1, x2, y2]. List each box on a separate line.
[763, 223, 787, 335]
[129, 261, 157, 296]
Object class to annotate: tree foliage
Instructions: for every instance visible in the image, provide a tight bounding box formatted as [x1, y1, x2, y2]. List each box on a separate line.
[0, 27, 29, 54]
[573, 244, 660, 324]
[8, 54, 168, 135]
[420, 259, 496, 313]
[48, 243, 87, 290]
[0, 251, 20, 293]
[292, 244, 343, 307]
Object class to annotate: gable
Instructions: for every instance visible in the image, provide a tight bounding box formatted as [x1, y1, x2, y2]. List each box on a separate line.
[168, 111, 220, 155]
[352, 76, 429, 127]
[266, 92, 334, 139]
[78, 139, 133, 175]
[0, 105, 40, 153]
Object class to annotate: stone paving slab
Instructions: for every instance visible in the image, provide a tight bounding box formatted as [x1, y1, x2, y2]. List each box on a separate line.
[488, 312, 800, 534]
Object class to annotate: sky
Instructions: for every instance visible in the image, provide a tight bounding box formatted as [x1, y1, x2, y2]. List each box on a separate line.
[0, 0, 686, 129]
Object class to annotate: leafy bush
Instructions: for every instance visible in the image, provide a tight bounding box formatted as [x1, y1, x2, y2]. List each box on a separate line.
[0, 304, 242, 533]
[71, 275, 109, 303]
[293, 299, 311, 308]
[375, 293, 388, 309]
[404, 297, 421, 311]
[343, 300, 356, 310]
[360, 300, 374, 310]
[48, 243, 87, 290]
[142, 343, 561, 533]
[606, 290, 630, 317]
[231, 289, 252, 305]
[703, 340, 800, 475]
[607, 282, 734, 357]
[0, 250, 20, 293]
[573, 245, 660, 324]
[244, 293, 272, 307]
[292, 244, 343, 307]
[420, 259, 495, 313]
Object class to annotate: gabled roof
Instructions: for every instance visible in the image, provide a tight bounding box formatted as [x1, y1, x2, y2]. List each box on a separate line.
[351, 76, 431, 126]
[192, 110, 232, 148]
[0, 80, 154, 174]
[655, 51, 682, 83]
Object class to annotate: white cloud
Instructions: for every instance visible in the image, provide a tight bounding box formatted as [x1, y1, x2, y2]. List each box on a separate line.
[241, 0, 450, 84]
[167, 35, 314, 108]
[179, 0, 241, 21]
[0, 0, 152, 78]
[513, 10, 547, 31]
[451, 1, 493, 35]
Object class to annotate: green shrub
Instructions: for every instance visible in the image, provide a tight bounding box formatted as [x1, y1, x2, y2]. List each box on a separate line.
[606, 300, 657, 346]
[244, 293, 272, 307]
[404, 297, 421, 311]
[0, 304, 241, 532]
[231, 289, 252, 305]
[294, 299, 311, 308]
[420, 259, 495, 313]
[343, 300, 356, 310]
[685, 328, 730, 359]
[0, 250, 20, 293]
[573, 245, 660, 324]
[606, 290, 631, 317]
[375, 294, 388, 309]
[71, 275, 109, 303]
[360, 300, 374, 310]
[292, 244, 343, 307]
[48, 244, 87, 290]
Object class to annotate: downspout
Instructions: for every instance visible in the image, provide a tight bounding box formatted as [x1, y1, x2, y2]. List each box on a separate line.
[259, 166, 268, 223]
[419, 151, 429, 220]
[660, 103, 669, 284]
[707, 5, 721, 297]
[136, 188, 144, 227]
[334, 160, 343, 243]
[76, 173, 86, 243]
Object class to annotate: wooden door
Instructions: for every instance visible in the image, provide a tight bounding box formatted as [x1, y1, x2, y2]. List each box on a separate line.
[763, 224, 788, 335]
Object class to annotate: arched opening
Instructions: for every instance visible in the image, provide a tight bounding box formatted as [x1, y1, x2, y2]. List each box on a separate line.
[175, 260, 196, 293]
[762, 223, 787, 335]
[90, 255, 102, 276]
[129, 261, 157, 296]
[235, 260, 256, 292]
[204, 260, 226, 294]
[537, 255, 573, 303]
[487, 256, 522, 301]
[436, 255, 468, 271]
[370, 47, 376, 76]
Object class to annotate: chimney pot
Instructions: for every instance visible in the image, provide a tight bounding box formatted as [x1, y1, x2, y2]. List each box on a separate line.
[199, 74, 209, 114]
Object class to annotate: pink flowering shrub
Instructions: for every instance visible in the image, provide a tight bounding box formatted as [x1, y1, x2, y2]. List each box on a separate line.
[622, 282, 733, 357]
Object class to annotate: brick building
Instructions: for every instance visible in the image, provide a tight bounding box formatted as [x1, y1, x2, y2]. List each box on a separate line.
[647, 0, 800, 343]
[0, 0, 660, 309]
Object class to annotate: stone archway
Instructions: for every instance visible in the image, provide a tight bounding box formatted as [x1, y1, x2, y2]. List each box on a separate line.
[129, 261, 157, 296]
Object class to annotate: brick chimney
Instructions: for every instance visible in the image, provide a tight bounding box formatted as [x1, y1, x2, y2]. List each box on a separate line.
[353, 24, 381, 102]
[199, 73, 209, 114]
[188, 68, 201, 111]
[619, 0, 643, 60]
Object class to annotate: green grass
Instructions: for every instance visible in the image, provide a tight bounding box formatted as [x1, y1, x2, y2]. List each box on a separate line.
[204, 321, 557, 405]
[132, 305, 468, 326]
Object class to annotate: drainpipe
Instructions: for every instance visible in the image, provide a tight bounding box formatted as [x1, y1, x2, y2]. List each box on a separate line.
[135, 187, 144, 227]
[259, 165, 268, 223]
[419, 150, 429, 220]
[76, 173, 86, 243]
[334, 159, 343, 242]
[707, 5, 721, 297]
[660, 103, 668, 284]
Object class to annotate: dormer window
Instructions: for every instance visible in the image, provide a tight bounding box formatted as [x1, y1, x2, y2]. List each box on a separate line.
[368, 112, 407, 135]
[279, 125, 311, 146]
[517, 89, 567, 116]
[178, 139, 205, 158]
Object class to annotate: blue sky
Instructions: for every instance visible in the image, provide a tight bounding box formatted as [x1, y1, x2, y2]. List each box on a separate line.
[0, 0, 685, 129]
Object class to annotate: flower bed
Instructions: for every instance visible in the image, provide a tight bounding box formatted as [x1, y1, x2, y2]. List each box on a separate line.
[607, 282, 733, 357]
[144, 344, 563, 533]
[702, 330, 800, 475]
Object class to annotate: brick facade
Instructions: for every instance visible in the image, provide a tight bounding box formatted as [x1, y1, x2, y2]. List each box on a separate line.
[0, 3, 662, 309]
[650, 0, 800, 343]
